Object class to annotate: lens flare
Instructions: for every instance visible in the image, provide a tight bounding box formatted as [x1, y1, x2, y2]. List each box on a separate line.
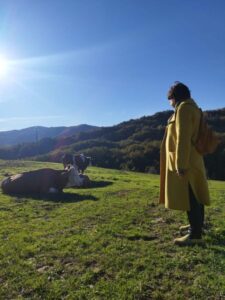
[0, 56, 10, 77]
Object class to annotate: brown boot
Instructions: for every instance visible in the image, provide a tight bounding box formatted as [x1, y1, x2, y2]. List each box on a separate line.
[179, 224, 190, 232]
[174, 234, 205, 246]
[179, 224, 205, 234]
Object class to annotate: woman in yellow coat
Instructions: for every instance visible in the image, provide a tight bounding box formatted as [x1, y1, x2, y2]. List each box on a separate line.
[159, 82, 210, 245]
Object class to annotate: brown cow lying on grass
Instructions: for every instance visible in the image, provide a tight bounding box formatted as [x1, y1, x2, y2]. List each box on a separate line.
[1, 168, 71, 194]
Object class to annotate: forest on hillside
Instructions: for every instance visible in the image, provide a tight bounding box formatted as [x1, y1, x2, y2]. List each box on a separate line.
[0, 108, 224, 180]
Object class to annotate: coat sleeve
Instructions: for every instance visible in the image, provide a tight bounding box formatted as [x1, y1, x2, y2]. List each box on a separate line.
[175, 104, 193, 170]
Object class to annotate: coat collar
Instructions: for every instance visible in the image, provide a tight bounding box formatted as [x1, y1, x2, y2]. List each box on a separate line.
[167, 113, 175, 124]
[167, 99, 198, 125]
[175, 98, 198, 111]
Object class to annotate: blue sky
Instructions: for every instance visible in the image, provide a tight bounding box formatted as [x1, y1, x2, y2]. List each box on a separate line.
[0, 0, 224, 131]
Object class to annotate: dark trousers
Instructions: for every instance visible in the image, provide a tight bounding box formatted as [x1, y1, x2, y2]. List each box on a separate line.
[187, 185, 205, 239]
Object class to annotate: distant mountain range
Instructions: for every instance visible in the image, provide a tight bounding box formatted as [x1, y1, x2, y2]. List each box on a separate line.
[0, 124, 99, 147]
[0, 108, 224, 180]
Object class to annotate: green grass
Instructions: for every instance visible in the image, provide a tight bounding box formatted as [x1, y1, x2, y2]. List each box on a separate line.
[0, 160, 224, 299]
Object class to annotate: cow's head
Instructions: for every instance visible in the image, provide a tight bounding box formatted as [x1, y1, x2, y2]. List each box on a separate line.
[62, 153, 74, 169]
[64, 164, 82, 187]
[76, 154, 92, 165]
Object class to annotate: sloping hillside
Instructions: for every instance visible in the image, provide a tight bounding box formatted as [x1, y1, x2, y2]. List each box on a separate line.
[0, 124, 99, 147]
[0, 108, 224, 180]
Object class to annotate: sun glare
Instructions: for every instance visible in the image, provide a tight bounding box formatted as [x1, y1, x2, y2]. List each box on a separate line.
[0, 56, 10, 77]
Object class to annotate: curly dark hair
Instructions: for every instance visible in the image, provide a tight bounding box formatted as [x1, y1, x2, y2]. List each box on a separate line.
[167, 81, 191, 102]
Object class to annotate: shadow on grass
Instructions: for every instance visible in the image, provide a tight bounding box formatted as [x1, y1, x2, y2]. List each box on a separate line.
[210, 246, 225, 257]
[11, 192, 98, 203]
[88, 180, 113, 188]
[208, 233, 225, 247]
[113, 233, 157, 242]
[126, 234, 158, 241]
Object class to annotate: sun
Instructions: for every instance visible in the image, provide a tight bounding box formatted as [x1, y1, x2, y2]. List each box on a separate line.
[0, 56, 10, 77]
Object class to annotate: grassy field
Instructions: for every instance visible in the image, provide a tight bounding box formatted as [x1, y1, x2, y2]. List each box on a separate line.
[0, 160, 224, 299]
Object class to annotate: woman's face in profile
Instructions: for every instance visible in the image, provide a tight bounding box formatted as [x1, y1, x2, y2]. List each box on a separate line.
[169, 98, 176, 108]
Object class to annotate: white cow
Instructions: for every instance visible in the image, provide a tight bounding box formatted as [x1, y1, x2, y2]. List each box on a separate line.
[65, 164, 90, 188]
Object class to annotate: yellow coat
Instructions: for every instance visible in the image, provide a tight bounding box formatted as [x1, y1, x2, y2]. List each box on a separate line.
[159, 99, 210, 211]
